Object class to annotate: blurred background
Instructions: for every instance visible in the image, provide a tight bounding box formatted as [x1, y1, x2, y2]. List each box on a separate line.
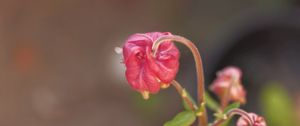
[0, 0, 300, 126]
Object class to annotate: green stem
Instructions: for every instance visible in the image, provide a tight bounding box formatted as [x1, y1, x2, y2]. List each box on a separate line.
[171, 80, 198, 111]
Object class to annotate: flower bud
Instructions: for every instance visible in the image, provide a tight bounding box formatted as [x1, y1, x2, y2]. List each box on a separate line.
[237, 113, 267, 126]
[210, 66, 246, 104]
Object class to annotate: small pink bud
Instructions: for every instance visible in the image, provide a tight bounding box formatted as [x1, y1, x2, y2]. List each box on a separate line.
[122, 32, 180, 96]
[237, 113, 267, 126]
[210, 66, 246, 104]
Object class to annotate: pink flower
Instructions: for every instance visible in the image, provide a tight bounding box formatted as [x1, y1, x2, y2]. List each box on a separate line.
[210, 66, 246, 104]
[237, 113, 267, 126]
[122, 32, 180, 99]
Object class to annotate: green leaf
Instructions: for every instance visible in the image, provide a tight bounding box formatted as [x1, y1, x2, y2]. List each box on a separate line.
[219, 116, 232, 126]
[164, 111, 196, 126]
[182, 90, 197, 111]
[205, 92, 219, 111]
[261, 82, 299, 126]
[223, 102, 240, 113]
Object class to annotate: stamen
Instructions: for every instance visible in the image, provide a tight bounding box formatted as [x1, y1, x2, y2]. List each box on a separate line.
[161, 83, 170, 89]
[141, 91, 150, 100]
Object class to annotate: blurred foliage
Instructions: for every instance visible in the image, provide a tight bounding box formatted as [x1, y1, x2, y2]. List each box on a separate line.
[163, 110, 196, 126]
[219, 117, 232, 126]
[223, 102, 240, 114]
[205, 92, 219, 112]
[261, 82, 299, 126]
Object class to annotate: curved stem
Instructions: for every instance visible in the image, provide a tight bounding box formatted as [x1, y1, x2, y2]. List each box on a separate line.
[212, 108, 253, 126]
[153, 35, 208, 126]
[171, 80, 198, 111]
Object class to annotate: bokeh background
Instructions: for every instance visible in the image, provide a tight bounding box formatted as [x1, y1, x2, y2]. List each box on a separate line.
[0, 0, 300, 126]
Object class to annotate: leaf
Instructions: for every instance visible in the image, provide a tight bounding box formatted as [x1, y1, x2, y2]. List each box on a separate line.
[219, 116, 232, 126]
[223, 102, 240, 113]
[182, 90, 197, 111]
[261, 82, 299, 126]
[163, 111, 196, 126]
[205, 92, 219, 111]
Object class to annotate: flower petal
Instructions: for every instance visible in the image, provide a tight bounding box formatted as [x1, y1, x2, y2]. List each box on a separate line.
[122, 32, 180, 94]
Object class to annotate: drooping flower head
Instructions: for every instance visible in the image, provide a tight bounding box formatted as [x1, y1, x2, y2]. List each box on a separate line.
[210, 66, 246, 104]
[122, 32, 180, 99]
[237, 113, 267, 126]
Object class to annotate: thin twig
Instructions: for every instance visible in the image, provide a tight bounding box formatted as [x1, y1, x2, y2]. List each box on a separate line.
[171, 80, 197, 111]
